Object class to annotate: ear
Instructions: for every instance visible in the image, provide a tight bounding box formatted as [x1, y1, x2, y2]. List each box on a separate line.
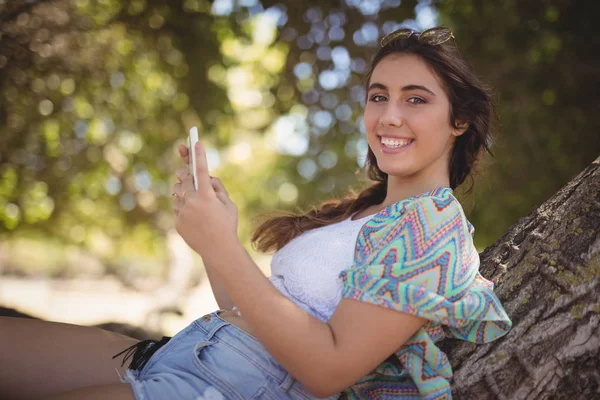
[453, 120, 469, 137]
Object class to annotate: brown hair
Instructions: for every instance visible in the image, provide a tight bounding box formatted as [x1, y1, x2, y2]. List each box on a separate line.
[251, 31, 495, 254]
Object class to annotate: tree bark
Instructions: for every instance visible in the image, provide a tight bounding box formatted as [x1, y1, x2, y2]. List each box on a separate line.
[439, 156, 600, 399]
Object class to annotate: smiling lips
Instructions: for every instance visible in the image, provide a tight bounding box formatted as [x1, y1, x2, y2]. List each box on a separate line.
[379, 136, 414, 149]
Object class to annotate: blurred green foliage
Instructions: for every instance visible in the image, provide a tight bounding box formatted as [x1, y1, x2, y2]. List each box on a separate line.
[0, 0, 598, 278]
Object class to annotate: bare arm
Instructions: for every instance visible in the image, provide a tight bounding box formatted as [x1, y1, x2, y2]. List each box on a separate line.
[202, 242, 426, 398]
[175, 144, 237, 311]
[177, 145, 429, 397]
[204, 260, 235, 310]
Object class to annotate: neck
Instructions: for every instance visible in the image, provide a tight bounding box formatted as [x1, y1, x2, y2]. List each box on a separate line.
[380, 145, 453, 208]
[381, 178, 449, 208]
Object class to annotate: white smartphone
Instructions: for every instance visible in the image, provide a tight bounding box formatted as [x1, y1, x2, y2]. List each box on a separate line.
[188, 126, 199, 191]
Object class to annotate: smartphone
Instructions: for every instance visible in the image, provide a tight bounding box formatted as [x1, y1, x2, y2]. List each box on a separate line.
[188, 126, 199, 191]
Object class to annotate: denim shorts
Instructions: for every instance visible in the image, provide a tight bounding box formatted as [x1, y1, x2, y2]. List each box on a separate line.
[118, 311, 341, 400]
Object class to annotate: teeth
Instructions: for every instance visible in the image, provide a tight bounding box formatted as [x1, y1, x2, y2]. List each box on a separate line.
[380, 137, 412, 148]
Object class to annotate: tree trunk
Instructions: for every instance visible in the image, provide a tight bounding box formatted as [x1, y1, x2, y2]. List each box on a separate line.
[438, 156, 600, 399]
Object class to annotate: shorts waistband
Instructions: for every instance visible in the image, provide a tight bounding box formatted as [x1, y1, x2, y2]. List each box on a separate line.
[192, 311, 299, 393]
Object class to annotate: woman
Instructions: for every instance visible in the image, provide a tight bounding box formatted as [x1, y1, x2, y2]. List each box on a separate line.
[0, 27, 512, 399]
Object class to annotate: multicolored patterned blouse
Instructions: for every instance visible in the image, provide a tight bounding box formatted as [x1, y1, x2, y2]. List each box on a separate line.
[338, 187, 512, 399]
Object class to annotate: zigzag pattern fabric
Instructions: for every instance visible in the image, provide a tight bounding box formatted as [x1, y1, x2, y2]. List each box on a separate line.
[338, 187, 512, 399]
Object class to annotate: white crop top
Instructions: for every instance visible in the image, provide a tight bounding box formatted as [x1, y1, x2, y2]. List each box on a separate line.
[264, 212, 375, 322]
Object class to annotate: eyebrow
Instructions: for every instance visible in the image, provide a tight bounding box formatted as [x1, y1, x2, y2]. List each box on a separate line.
[367, 83, 436, 96]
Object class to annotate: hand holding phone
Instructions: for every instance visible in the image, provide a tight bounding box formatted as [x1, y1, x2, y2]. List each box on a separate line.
[188, 126, 199, 191]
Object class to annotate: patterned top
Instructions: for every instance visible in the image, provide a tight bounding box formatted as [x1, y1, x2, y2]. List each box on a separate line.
[338, 187, 512, 399]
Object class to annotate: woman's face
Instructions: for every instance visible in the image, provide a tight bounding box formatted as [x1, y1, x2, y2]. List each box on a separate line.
[364, 53, 464, 183]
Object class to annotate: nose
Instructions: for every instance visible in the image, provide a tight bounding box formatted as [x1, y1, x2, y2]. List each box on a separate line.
[378, 103, 403, 128]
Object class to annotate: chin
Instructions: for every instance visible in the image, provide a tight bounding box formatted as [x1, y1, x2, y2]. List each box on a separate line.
[382, 170, 413, 180]
[378, 167, 415, 180]
[376, 159, 415, 177]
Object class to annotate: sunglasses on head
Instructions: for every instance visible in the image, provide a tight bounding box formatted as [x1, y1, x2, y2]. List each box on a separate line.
[380, 26, 455, 48]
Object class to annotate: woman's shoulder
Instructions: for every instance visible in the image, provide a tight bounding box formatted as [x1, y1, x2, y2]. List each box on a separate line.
[357, 186, 475, 247]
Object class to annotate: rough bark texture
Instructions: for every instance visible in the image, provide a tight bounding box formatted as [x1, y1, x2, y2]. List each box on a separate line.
[438, 156, 600, 399]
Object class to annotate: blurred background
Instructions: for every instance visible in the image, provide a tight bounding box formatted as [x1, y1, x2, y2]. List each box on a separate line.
[1, 0, 599, 336]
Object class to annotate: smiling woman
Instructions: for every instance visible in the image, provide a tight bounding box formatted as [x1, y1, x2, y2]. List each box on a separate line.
[250, 26, 510, 399]
[0, 27, 511, 400]
[364, 53, 468, 186]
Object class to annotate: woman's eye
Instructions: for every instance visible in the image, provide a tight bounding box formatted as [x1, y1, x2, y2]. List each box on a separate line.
[408, 97, 426, 105]
[369, 95, 387, 102]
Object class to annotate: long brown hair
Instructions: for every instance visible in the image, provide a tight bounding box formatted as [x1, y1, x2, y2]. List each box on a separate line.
[251, 30, 495, 254]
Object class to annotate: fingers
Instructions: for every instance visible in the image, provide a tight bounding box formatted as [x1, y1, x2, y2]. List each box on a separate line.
[173, 177, 224, 198]
[178, 145, 190, 165]
[192, 142, 211, 194]
[211, 177, 234, 207]
[181, 173, 195, 193]
[175, 167, 189, 183]
[175, 142, 227, 203]
[211, 177, 228, 196]
[172, 196, 184, 215]
[172, 182, 184, 197]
